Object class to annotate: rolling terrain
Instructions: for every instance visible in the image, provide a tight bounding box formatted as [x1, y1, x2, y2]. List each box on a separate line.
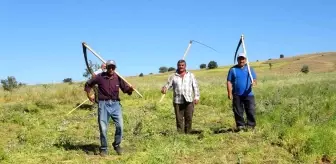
[0, 52, 335, 163]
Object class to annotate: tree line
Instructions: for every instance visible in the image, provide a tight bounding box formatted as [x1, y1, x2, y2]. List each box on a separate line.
[158, 60, 218, 73]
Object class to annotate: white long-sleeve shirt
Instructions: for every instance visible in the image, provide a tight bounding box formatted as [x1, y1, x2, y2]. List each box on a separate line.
[163, 71, 200, 104]
[94, 69, 105, 75]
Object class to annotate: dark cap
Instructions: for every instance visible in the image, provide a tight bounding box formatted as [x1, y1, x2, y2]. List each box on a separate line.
[106, 60, 116, 66]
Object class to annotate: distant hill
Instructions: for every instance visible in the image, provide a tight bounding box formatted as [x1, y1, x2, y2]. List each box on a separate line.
[133, 52, 336, 79]
[261, 52, 336, 74]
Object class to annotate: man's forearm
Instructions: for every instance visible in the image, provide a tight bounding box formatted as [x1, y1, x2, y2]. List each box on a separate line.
[84, 77, 97, 93]
[86, 91, 91, 97]
[227, 81, 232, 95]
[119, 78, 133, 94]
[163, 84, 170, 90]
[84, 83, 92, 94]
[194, 88, 200, 100]
[164, 76, 173, 90]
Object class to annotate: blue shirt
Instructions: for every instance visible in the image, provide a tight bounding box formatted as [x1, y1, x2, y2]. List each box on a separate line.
[227, 64, 257, 96]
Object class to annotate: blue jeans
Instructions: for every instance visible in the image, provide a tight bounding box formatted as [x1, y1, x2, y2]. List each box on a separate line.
[98, 100, 123, 152]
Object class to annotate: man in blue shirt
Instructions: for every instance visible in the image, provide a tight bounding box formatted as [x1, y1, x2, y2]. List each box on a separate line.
[227, 53, 257, 132]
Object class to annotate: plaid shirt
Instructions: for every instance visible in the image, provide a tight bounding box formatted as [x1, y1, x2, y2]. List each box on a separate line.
[163, 71, 200, 104]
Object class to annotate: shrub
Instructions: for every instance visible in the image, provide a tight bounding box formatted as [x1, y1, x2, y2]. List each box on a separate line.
[1, 76, 20, 91]
[83, 60, 101, 79]
[301, 65, 309, 74]
[207, 61, 218, 69]
[139, 73, 144, 77]
[159, 67, 168, 73]
[200, 64, 206, 69]
[63, 78, 72, 83]
[280, 54, 284, 58]
[168, 67, 176, 72]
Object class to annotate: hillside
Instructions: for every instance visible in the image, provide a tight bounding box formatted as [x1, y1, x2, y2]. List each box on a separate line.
[0, 52, 335, 163]
[128, 51, 336, 78]
[261, 52, 336, 74]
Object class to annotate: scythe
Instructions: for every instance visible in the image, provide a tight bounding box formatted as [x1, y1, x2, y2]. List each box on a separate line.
[159, 40, 219, 103]
[67, 42, 143, 116]
[234, 34, 254, 84]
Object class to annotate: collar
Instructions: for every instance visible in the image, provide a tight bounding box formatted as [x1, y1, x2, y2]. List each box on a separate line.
[175, 71, 189, 76]
[101, 72, 116, 79]
[235, 64, 247, 69]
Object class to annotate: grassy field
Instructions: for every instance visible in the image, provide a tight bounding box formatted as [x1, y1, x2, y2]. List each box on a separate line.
[1, 52, 336, 163]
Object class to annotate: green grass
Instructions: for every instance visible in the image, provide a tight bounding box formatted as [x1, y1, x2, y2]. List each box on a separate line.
[1, 58, 336, 163]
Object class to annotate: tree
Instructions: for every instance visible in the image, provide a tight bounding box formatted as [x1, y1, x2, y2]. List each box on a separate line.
[18, 82, 26, 86]
[280, 54, 284, 58]
[200, 64, 206, 69]
[1, 76, 19, 91]
[159, 66, 168, 73]
[83, 60, 101, 79]
[207, 61, 218, 69]
[139, 73, 144, 77]
[63, 78, 73, 83]
[168, 67, 176, 72]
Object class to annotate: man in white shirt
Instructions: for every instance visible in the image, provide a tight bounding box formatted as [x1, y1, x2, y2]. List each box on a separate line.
[93, 63, 106, 77]
[161, 59, 200, 134]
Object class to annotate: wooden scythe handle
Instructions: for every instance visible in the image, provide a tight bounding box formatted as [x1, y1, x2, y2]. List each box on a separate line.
[159, 40, 193, 103]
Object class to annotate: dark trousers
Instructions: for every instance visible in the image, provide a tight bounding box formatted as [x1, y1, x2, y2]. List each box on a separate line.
[232, 95, 256, 128]
[173, 101, 194, 133]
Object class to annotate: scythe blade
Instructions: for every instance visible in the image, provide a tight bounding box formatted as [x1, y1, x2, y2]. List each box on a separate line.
[234, 37, 242, 64]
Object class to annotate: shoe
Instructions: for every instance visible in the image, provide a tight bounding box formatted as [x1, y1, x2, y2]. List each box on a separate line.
[234, 126, 246, 132]
[246, 126, 256, 132]
[99, 150, 107, 157]
[113, 145, 122, 155]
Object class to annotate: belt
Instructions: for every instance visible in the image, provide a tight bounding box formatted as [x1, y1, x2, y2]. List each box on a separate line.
[99, 99, 119, 102]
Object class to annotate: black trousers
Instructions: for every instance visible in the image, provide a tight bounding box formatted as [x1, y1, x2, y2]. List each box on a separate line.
[232, 95, 256, 127]
[173, 101, 194, 133]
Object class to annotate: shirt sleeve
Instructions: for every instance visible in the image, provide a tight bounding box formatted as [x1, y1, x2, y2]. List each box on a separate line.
[84, 76, 99, 93]
[94, 69, 103, 75]
[227, 67, 233, 81]
[118, 76, 132, 95]
[191, 73, 200, 100]
[163, 74, 174, 90]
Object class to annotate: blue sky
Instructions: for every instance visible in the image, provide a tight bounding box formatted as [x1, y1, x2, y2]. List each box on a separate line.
[1, 0, 335, 84]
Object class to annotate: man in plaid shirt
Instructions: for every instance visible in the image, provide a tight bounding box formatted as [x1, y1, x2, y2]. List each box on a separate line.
[161, 59, 200, 134]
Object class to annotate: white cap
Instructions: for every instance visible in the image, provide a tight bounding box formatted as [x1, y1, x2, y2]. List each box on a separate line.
[238, 52, 246, 58]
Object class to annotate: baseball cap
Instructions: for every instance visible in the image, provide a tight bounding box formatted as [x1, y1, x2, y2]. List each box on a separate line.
[106, 60, 116, 66]
[237, 53, 246, 58]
